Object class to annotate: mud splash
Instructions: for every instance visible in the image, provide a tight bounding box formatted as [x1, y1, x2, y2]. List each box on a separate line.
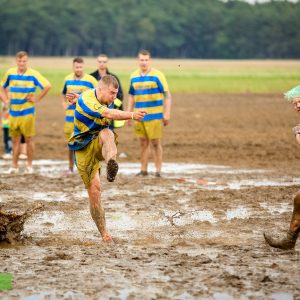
[0, 203, 43, 243]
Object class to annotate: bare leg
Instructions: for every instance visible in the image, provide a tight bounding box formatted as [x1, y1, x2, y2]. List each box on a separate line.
[11, 136, 21, 168]
[150, 138, 163, 174]
[99, 129, 117, 162]
[99, 129, 118, 182]
[68, 149, 74, 171]
[140, 137, 150, 172]
[264, 191, 300, 250]
[20, 142, 27, 155]
[25, 136, 34, 168]
[87, 171, 112, 242]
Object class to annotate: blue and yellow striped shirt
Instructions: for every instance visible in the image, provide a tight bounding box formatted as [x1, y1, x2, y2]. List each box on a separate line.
[129, 68, 169, 121]
[0, 67, 50, 117]
[62, 73, 98, 124]
[68, 88, 113, 151]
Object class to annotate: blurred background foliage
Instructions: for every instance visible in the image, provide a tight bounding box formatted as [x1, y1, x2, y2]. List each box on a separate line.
[0, 0, 299, 58]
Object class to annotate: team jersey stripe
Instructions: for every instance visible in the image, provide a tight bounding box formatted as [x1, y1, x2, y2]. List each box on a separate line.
[68, 104, 76, 110]
[66, 116, 74, 123]
[77, 96, 102, 119]
[7, 74, 42, 87]
[132, 87, 161, 96]
[10, 107, 35, 117]
[9, 87, 36, 93]
[131, 76, 159, 83]
[75, 110, 95, 129]
[135, 100, 163, 108]
[74, 124, 81, 136]
[65, 80, 95, 88]
[143, 112, 163, 121]
[10, 99, 28, 105]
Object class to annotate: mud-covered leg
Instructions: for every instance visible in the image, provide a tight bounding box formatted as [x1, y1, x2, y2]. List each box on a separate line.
[264, 191, 300, 250]
[87, 171, 112, 242]
[99, 129, 118, 182]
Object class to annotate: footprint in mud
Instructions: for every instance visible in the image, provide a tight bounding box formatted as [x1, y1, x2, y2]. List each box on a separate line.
[0, 203, 44, 243]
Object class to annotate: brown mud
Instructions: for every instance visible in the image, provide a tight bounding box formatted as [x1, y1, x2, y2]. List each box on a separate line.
[0, 93, 300, 299]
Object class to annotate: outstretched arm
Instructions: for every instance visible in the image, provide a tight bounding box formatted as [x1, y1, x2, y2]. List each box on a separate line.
[102, 108, 146, 121]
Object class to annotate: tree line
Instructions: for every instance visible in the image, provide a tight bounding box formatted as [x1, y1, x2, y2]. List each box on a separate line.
[0, 0, 299, 58]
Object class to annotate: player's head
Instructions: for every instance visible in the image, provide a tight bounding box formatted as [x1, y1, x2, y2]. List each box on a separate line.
[284, 86, 300, 112]
[97, 54, 108, 71]
[16, 51, 28, 72]
[98, 75, 119, 105]
[137, 49, 151, 72]
[73, 57, 84, 77]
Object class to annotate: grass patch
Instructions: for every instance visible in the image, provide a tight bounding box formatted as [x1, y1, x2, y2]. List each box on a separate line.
[1, 57, 300, 95]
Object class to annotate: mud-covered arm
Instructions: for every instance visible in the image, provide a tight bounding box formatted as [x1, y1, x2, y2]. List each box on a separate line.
[102, 108, 146, 121]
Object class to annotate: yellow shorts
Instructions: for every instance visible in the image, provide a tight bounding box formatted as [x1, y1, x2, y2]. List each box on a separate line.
[74, 136, 104, 189]
[64, 122, 74, 142]
[9, 115, 35, 138]
[134, 120, 162, 139]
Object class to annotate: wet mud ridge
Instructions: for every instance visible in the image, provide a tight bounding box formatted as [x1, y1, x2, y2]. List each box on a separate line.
[0, 203, 43, 243]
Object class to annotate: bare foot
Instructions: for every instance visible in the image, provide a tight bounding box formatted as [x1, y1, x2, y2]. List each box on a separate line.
[102, 233, 113, 243]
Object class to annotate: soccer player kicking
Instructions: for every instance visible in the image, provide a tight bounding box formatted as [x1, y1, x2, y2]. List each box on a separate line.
[67, 75, 146, 242]
[264, 86, 300, 250]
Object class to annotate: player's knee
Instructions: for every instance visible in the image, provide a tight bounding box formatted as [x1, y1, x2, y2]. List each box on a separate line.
[99, 128, 113, 142]
[151, 139, 160, 149]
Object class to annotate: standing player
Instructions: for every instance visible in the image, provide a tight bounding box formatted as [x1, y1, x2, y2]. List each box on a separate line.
[127, 49, 172, 177]
[67, 75, 147, 242]
[62, 57, 98, 175]
[264, 85, 300, 250]
[90, 54, 124, 129]
[0, 51, 51, 174]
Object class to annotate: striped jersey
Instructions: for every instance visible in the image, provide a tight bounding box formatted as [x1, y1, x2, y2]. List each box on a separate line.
[68, 88, 113, 151]
[0, 67, 50, 117]
[128, 68, 169, 121]
[62, 73, 98, 124]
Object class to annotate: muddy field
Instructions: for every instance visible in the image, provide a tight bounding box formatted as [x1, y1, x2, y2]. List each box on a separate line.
[0, 93, 300, 299]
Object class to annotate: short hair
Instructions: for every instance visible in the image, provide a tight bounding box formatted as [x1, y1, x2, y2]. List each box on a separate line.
[16, 51, 28, 59]
[73, 57, 84, 64]
[138, 49, 151, 57]
[99, 75, 119, 89]
[97, 54, 108, 60]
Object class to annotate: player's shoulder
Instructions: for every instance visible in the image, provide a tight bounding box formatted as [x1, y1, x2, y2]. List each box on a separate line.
[5, 67, 18, 75]
[83, 73, 98, 82]
[64, 73, 74, 81]
[81, 87, 95, 99]
[130, 69, 140, 79]
[150, 68, 165, 77]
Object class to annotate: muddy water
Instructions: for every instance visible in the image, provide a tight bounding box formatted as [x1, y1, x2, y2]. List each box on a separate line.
[0, 161, 300, 299]
[1, 93, 300, 298]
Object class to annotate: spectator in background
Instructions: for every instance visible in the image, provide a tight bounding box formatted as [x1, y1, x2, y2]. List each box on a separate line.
[90, 54, 124, 129]
[0, 51, 51, 174]
[127, 49, 172, 177]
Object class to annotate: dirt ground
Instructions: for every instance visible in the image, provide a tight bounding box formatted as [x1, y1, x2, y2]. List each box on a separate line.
[0, 93, 300, 299]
